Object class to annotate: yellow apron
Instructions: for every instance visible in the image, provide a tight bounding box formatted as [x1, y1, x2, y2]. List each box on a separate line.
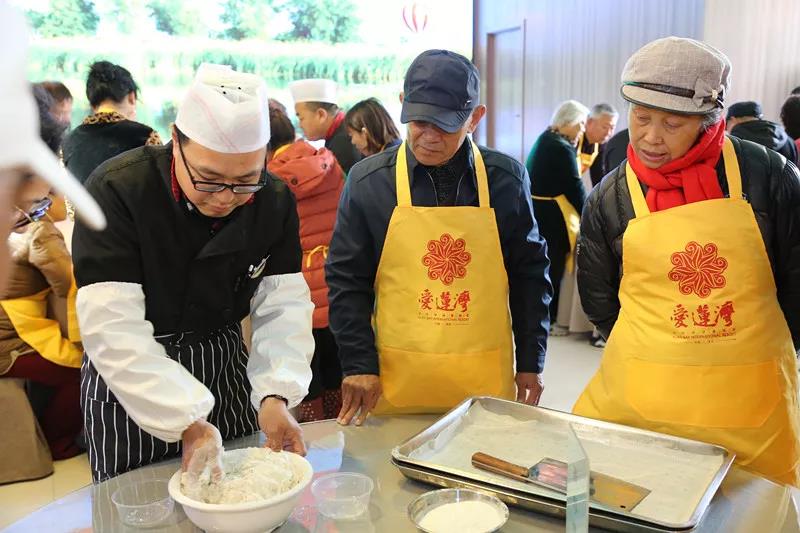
[577, 133, 599, 174]
[372, 141, 516, 414]
[574, 137, 800, 486]
[0, 278, 83, 368]
[532, 194, 580, 273]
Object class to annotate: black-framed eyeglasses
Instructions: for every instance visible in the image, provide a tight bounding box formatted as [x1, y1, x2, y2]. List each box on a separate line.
[177, 135, 266, 194]
[13, 197, 53, 229]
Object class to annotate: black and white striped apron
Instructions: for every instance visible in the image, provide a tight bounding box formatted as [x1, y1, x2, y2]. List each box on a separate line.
[80, 322, 259, 483]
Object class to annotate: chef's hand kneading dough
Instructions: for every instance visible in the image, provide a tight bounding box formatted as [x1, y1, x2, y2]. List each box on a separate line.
[181, 447, 304, 505]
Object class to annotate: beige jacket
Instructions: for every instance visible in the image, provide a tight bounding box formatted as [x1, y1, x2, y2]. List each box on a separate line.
[0, 219, 73, 374]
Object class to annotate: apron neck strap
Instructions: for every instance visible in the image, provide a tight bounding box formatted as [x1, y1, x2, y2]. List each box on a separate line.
[625, 161, 651, 218]
[721, 136, 744, 200]
[625, 136, 744, 219]
[394, 139, 491, 208]
[395, 141, 413, 207]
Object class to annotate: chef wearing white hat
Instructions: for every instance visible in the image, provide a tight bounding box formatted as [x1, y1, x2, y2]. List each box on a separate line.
[72, 63, 314, 482]
[289, 78, 362, 174]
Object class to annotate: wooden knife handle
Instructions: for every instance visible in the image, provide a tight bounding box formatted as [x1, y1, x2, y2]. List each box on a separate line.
[471, 452, 530, 478]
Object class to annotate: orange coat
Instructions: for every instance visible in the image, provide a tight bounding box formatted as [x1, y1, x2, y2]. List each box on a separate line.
[268, 141, 344, 329]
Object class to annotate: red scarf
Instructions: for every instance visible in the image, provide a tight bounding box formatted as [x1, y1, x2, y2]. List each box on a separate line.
[325, 111, 345, 141]
[627, 120, 726, 212]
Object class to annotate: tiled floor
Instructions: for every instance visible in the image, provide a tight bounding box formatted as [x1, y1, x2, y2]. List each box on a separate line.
[0, 333, 603, 529]
[0, 453, 92, 529]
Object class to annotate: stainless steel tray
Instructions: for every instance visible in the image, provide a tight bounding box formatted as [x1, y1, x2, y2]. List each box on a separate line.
[391, 397, 735, 532]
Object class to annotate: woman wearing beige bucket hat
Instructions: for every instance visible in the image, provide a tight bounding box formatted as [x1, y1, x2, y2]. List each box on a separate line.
[574, 36, 800, 486]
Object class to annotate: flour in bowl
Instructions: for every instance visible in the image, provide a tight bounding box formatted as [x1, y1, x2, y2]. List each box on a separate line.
[181, 447, 303, 504]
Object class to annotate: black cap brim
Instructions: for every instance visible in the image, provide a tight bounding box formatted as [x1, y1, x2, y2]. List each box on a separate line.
[400, 101, 472, 133]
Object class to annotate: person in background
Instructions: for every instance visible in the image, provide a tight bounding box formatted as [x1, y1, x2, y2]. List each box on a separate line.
[268, 97, 288, 115]
[328, 50, 551, 425]
[727, 101, 798, 164]
[344, 98, 402, 157]
[601, 128, 630, 176]
[781, 95, 800, 155]
[526, 100, 589, 336]
[575, 37, 800, 486]
[37, 81, 73, 127]
[579, 103, 619, 186]
[0, 5, 105, 482]
[62, 61, 161, 185]
[0, 2, 105, 321]
[289, 78, 362, 175]
[266, 106, 345, 422]
[1, 85, 84, 460]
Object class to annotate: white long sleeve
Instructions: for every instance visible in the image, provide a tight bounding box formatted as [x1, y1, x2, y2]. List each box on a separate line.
[77, 282, 214, 442]
[248, 272, 314, 409]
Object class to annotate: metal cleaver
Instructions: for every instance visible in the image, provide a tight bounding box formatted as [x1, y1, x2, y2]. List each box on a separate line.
[471, 452, 650, 511]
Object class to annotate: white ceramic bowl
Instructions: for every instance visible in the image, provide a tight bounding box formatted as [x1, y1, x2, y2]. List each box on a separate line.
[168, 453, 313, 533]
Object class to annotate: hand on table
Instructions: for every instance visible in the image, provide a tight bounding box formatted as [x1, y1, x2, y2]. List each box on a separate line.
[337, 374, 382, 426]
[259, 397, 307, 455]
[516, 372, 544, 406]
[181, 419, 224, 482]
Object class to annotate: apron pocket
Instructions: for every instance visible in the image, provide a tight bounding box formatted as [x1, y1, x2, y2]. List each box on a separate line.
[624, 358, 781, 429]
[377, 345, 506, 412]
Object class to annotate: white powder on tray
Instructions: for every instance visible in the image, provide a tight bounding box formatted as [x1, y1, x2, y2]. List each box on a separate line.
[181, 447, 302, 504]
[419, 500, 504, 533]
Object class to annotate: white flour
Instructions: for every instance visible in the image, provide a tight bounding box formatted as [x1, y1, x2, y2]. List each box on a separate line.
[409, 404, 725, 525]
[419, 500, 504, 532]
[181, 448, 302, 504]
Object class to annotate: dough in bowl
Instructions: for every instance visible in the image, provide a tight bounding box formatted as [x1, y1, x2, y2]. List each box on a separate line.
[181, 448, 303, 504]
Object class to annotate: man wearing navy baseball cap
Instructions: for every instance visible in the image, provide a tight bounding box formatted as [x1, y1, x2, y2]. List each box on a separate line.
[327, 49, 552, 425]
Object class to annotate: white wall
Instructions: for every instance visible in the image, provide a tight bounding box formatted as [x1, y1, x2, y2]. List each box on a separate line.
[702, 0, 800, 121]
[474, 0, 800, 151]
[474, 0, 705, 150]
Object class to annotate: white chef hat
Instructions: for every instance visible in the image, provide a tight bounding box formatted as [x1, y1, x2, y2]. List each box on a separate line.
[175, 63, 270, 154]
[0, 3, 105, 230]
[288, 79, 338, 105]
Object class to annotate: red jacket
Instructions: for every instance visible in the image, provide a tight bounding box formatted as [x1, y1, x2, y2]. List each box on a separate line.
[268, 141, 344, 328]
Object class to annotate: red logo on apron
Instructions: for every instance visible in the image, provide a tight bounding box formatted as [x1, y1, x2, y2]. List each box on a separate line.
[671, 301, 735, 329]
[668, 241, 728, 298]
[422, 233, 471, 285]
[419, 289, 471, 312]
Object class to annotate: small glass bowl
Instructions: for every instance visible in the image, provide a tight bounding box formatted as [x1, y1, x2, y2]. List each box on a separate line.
[112, 479, 174, 528]
[311, 472, 374, 520]
[408, 488, 509, 533]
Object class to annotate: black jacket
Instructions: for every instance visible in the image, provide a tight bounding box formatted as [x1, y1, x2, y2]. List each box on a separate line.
[526, 129, 587, 251]
[577, 136, 800, 349]
[730, 119, 799, 165]
[63, 115, 159, 184]
[588, 143, 607, 187]
[325, 121, 362, 176]
[326, 140, 552, 376]
[72, 144, 302, 335]
[602, 128, 630, 179]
